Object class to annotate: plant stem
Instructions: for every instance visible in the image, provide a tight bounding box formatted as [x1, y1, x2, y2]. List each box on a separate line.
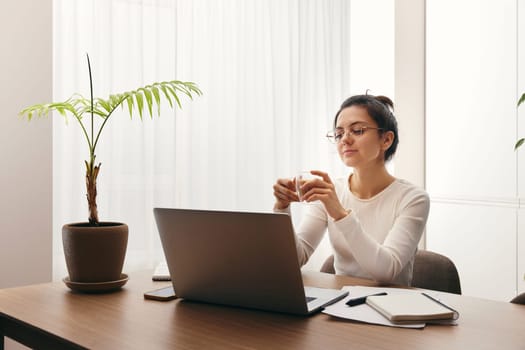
[87, 54, 94, 154]
[86, 160, 100, 225]
[86, 53, 99, 225]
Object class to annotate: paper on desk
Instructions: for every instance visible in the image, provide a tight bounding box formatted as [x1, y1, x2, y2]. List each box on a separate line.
[322, 286, 458, 329]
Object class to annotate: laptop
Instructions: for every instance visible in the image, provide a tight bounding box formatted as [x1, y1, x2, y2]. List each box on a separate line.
[154, 207, 348, 315]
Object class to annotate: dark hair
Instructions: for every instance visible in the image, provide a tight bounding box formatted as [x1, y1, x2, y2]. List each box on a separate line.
[333, 94, 399, 161]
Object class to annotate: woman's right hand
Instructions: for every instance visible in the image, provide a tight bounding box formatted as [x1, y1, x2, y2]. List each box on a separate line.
[273, 177, 299, 209]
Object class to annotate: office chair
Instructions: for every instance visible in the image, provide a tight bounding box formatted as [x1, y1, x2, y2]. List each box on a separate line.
[320, 250, 462, 294]
[320, 254, 335, 274]
[510, 293, 525, 305]
[411, 250, 461, 294]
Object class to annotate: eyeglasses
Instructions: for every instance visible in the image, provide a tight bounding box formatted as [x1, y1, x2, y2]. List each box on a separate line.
[325, 125, 384, 144]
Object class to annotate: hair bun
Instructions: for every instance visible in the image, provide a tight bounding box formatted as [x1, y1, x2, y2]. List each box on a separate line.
[375, 95, 394, 111]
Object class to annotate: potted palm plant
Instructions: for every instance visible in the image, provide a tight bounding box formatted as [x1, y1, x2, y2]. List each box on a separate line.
[19, 54, 201, 292]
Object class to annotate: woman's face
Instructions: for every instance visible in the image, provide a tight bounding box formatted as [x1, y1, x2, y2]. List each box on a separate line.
[335, 105, 392, 169]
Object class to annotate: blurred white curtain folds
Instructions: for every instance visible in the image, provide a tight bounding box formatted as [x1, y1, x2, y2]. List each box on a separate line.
[53, 0, 394, 280]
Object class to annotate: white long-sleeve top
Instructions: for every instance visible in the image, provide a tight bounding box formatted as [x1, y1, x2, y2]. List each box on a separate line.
[276, 177, 430, 286]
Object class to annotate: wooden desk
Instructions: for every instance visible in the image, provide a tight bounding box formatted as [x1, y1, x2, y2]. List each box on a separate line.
[0, 271, 524, 350]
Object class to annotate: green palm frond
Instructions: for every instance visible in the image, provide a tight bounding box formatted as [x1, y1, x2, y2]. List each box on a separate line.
[19, 80, 202, 122]
[518, 93, 525, 107]
[515, 138, 525, 151]
[517, 93, 525, 150]
[108, 81, 202, 119]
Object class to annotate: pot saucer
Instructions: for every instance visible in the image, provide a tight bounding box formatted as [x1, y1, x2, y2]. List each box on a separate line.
[63, 273, 129, 293]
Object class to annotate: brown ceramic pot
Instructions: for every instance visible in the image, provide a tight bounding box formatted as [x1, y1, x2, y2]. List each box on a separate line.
[62, 222, 128, 283]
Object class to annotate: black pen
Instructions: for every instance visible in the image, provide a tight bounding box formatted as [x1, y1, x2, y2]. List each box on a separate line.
[345, 292, 387, 306]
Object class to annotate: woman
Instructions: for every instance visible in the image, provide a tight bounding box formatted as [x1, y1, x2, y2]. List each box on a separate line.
[272, 94, 429, 285]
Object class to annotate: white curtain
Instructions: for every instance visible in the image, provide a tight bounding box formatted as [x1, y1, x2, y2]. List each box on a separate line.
[52, 0, 394, 280]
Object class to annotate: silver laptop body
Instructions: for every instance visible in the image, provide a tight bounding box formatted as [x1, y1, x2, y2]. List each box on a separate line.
[154, 207, 348, 315]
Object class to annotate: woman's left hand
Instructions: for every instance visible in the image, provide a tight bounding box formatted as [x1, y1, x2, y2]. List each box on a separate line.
[301, 170, 349, 221]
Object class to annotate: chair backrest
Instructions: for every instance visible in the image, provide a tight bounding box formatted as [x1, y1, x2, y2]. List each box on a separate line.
[320, 250, 462, 294]
[412, 250, 461, 294]
[320, 254, 335, 274]
[510, 293, 525, 304]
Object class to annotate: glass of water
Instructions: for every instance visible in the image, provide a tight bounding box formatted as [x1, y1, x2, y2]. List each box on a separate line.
[295, 171, 317, 202]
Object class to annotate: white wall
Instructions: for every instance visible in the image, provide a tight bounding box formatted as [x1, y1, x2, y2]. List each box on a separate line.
[519, 0, 525, 301]
[394, 0, 425, 190]
[394, 0, 426, 249]
[426, 0, 519, 301]
[0, 1, 53, 288]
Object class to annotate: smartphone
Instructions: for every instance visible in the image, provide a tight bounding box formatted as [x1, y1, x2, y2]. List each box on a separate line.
[144, 286, 177, 301]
